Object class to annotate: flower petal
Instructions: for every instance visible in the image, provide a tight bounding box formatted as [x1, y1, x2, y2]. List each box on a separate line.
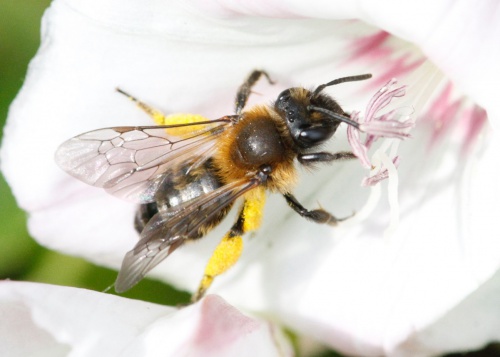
[203, 0, 500, 124]
[219, 125, 500, 356]
[2, 1, 499, 356]
[1, 0, 384, 284]
[0, 282, 291, 357]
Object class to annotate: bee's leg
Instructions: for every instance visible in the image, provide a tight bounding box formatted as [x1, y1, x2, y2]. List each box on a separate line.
[283, 193, 351, 226]
[235, 70, 274, 114]
[116, 88, 168, 125]
[297, 151, 357, 166]
[116, 88, 210, 137]
[192, 187, 266, 302]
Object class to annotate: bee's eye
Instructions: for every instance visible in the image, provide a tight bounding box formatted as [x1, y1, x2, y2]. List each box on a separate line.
[299, 126, 334, 144]
[276, 90, 291, 107]
[279, 94, 290, 102]
[276, 90, 297, 122]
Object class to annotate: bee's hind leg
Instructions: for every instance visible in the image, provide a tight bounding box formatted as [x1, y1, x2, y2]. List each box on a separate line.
[116, 88, 210, 137]
[235, 70, 274, 115]
[192, 187, 266, 303]
[115, 88, 169, 125]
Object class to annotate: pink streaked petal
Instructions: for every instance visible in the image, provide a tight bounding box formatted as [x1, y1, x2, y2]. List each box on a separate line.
[421, 81, 487, 155]
[188, 295, 291, 356]
[460, 105, 488, 154]
[192, 295, 261, 349]
[372, 55, 425, 90]
[266, 125, 500, 355]
[423, 82, 465, 147]
[346, 31, 426, 90]
[349, 1, 500, 123]
[347, 30, 392, 62]
[189, 1, 500, 122]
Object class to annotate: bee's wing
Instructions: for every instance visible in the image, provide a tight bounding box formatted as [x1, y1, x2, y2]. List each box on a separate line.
[114, 176, 261, 293]
[55, 119, 231, 203]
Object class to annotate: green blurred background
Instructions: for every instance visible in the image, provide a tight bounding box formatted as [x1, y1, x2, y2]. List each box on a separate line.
[0, 0, 189, 306]
[0, 2, 498, 357]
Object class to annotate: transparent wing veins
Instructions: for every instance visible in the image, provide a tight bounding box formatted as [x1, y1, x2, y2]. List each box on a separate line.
[55, 119, 231, 203]
[114, 176, 261, 292]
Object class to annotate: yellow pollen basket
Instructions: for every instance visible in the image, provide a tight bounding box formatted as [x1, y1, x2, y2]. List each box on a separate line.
[154, 113, 211, 137]
[195, 187, 266, 301]
[204, 235, 244, 278]
[242, 187, 266, 232]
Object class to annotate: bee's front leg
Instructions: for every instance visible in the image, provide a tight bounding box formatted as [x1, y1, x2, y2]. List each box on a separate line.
[297, 151, 357, 166]
[283, 192, 352, 226]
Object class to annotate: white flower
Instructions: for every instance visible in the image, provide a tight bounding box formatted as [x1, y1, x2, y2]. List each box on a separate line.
[0, 281, 290, 357]
[1, 0, 500, 356]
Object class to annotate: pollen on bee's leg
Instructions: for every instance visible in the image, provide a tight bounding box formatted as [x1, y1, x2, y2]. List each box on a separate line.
[161, 113, 211, 137]
[116, 88, 211, 136]
[242, 187, 266, 232]
[192, 234, 243, 302]
[205, 235, 243, 277]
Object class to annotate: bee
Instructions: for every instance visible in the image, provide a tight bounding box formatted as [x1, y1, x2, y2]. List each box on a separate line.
[55, 70, 371, 302]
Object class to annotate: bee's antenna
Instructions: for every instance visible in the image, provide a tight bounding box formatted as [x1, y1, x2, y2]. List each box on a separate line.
[307, 105, 360, 129]
[312, 73, 372, 97]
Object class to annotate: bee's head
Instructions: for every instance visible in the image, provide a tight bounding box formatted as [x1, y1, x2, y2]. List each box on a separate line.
[274, 74, 372, 149]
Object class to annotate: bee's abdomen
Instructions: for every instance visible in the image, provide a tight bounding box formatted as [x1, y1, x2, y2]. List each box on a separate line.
[134, 159, 229, 236]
